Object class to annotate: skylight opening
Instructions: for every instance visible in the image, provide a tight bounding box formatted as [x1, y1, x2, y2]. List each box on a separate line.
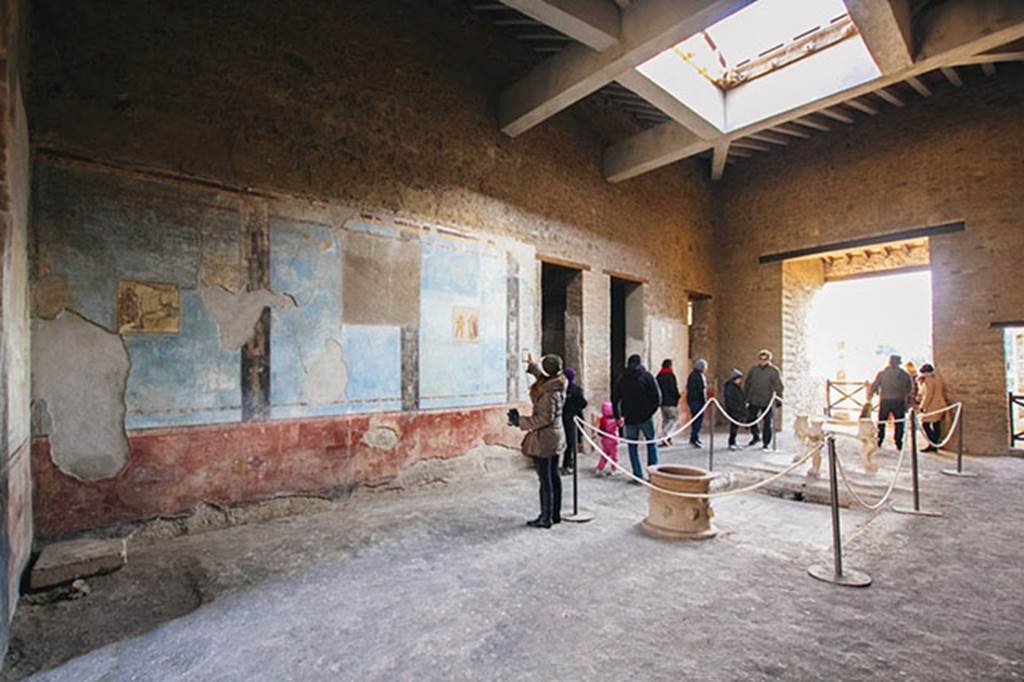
[667, 0, 857, 90]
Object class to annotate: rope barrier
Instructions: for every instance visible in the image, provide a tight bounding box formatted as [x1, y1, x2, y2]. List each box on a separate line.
[574, 415, 821, 500]
[918, 402, 963, 450]
[580, 393, 780, 445]
[833, 436, 909, 511]
[707, 395, 781, 428]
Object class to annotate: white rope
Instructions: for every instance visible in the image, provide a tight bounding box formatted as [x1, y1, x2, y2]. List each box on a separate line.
[579, 393, 780, 445]
[921, 401, 958, 448]
[575, 416, 821, 499]
[833, 436, 908, 511]
[917, 402, 961, 419]
[824, 412, 911, 425]
[708, 394, 781, 428]
[578, 399, 713, 445]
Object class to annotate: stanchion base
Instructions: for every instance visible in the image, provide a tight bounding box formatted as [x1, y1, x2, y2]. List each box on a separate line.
[891, 506, 944, 517]
[807, 563, 872, 587]
[561, 511, 595, 523]
[941, 469, 978, 478]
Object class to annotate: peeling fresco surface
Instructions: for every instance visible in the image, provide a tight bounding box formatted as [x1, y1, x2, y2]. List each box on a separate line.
[269, 218, 401, 419]
[32, 311, 131, 480]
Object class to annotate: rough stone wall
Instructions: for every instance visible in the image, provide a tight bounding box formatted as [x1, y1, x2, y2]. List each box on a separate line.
[717, 65, 1024, 454]
[0, 0, 32, 655]
[28, 0, 716, 332]
[781, 258, 825, 422]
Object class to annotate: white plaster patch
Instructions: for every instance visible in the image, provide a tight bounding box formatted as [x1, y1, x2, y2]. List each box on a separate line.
[304, 338, 348, 404]
[200, 286, 297, 350]
[31, 311, 131, 480]
[362, 425, 401, 451]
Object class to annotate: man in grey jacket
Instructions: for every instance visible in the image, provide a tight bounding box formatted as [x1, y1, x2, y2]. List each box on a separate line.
[744, 349, 784, 449]
[870, 354, 914, 450]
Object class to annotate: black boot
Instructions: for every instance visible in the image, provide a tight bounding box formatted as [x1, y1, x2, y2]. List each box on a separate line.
[527, 516, 552, 528]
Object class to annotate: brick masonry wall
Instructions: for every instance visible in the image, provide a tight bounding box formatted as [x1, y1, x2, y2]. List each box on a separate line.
[716, 65, 1024, 454]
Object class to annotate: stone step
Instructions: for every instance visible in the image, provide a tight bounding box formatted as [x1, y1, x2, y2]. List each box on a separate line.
[30, 537, 127, 590]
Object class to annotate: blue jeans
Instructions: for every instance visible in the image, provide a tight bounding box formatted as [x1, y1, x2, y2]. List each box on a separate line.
[688, 399, 705, 444]
[625, 418, 659, 479]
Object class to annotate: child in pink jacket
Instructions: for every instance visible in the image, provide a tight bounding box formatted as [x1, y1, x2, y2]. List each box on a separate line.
[595, 401, 621, 476]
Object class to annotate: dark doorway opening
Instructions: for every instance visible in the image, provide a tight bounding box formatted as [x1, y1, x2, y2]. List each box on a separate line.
[610, 277, 643, 391]
[541, 262, 583, 377]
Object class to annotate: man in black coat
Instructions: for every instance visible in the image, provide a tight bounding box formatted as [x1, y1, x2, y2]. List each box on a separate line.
[656, 359, 681, 445]
[560, 367, 587, 474]
[612, 354, 661, 480]
[686, 358, 709, 447]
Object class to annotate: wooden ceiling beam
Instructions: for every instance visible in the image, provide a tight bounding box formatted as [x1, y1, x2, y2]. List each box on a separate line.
[747, 132, 790, 146]
[904, 75, 932, 97]
[940, 66, 963, 86]
[500, 0, 621, 51]
[819, 107, 854, 124]
[846, 98, 879, 115]
[874, 87, 905, 107]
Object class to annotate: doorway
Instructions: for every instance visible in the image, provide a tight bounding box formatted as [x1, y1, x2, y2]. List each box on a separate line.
[610, 277, 644, 390]
[541, 262, 583, 377]
[807, 269, 933, 383]
[1005, 327, 1024, 449]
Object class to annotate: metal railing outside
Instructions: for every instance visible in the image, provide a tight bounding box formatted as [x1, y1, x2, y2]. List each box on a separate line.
[826, 379, 871, 418]
[1010, 392, 1024, 449]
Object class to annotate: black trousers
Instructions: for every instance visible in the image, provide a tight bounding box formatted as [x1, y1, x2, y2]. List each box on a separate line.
[534, 455, 562, 523]
[748, 404, 774, 446]
[728, 422, 740, 446]
[878, 399, 907, 448]
[561, 416, 579, 470]
[922, 420, 943, 448]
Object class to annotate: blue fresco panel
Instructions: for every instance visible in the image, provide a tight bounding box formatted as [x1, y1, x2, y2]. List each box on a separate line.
[418, 236, 507, 410]
[269, 219, 402, 419]
[125, 291, 241, 428]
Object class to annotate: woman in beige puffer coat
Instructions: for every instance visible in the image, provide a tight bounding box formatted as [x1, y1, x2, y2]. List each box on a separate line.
[509, 354, 566, 528]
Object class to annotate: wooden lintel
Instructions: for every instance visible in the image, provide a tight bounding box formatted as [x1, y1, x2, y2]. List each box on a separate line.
[536, 254, 591, 271]
[603, 269, 648, 284]
[990, 320, 1024, 329]
[759, 221, 964, 264]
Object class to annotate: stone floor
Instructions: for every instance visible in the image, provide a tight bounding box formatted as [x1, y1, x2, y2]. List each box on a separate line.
[5, 429, 1023, 681]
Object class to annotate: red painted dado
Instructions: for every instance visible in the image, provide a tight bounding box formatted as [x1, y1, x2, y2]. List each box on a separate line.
[32, 406, 523, 537]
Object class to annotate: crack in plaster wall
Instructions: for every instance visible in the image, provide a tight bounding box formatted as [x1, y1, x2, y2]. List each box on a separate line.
[31, 310, 131, 481]
[200, 286, 297, 350]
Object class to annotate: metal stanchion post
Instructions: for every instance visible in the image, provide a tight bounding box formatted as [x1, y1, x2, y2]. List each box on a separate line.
[562, 420, 594, 523]
[808, 437, 871, 587]
[708, 405, 715, 471]
[772, 400, 778, 452]
[942, 407, 977, 478]
[894, 410, 943, 516]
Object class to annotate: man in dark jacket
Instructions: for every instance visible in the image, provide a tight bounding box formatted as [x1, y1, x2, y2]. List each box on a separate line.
[686, 359, 709, 447]
[744, 349, 784, 449]
[723, 368, 746, 450]
[612, 354, 661, 480]
[560, 368, 587, 474]
[656, 359, 681, 446]
[871, 354, 914, 450]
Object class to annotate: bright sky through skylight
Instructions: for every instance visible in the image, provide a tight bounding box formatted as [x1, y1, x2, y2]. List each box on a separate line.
[707, 0, 850, 69]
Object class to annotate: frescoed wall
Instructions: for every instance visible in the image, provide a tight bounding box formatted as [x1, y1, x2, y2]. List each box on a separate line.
[29, 159, 540, 535]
